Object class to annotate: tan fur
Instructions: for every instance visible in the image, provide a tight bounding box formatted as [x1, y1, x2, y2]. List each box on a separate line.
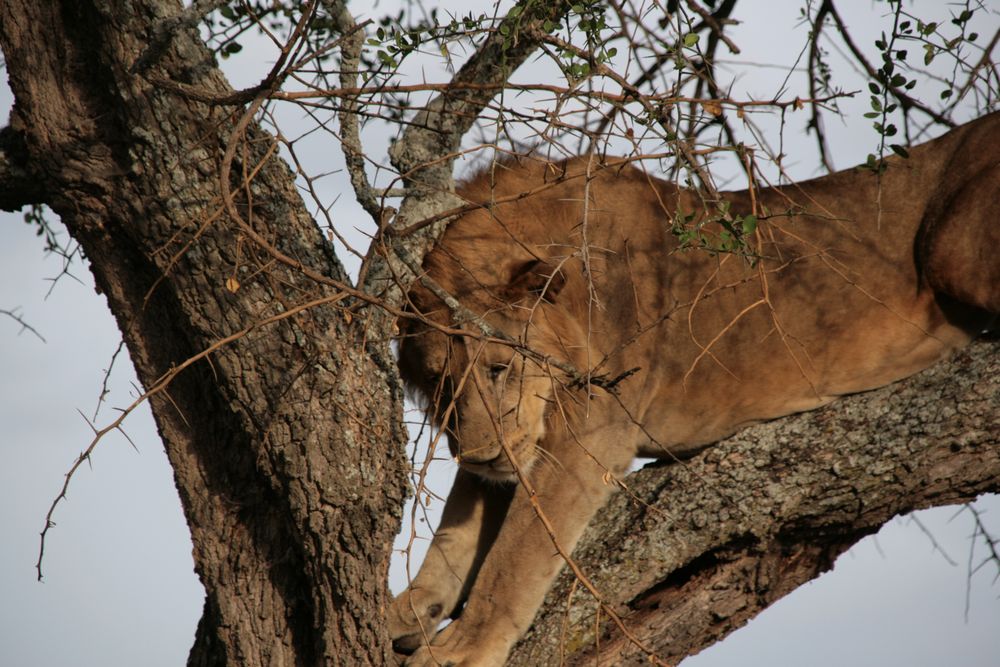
[391, 113, 1000, 666]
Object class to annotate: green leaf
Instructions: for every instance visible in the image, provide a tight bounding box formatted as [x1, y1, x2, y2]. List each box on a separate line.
[741, 215, 758, 235]
[377, 50, 396, 67]
[889, 144, 910, 158]
[683, 32, 700, 47]
[924, 44, 936, 66]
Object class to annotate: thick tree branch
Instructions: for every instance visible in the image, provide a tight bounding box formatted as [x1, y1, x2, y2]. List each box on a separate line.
[364, 0, 576, 302]
[130, 0, 230, 74]
[386, 0, 575, 186]
[323, 0, 382, 223]
[510, 339, 999, 665]
[0, 125, 47, 211]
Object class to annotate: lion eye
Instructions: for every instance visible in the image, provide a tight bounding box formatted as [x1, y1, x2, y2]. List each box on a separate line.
[487, 363, 508, 381]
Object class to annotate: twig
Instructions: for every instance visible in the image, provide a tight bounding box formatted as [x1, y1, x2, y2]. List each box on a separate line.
[36, 289, 352, 580]
[822, 0, 956, 128]
[91, 340, 126, 422]
[0, 307, 46, 342]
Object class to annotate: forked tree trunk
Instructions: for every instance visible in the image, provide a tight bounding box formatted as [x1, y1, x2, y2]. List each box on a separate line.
[0, 1, 407, 664]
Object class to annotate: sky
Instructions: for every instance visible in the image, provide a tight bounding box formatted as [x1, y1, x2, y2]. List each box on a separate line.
[1, 2, 999, 666]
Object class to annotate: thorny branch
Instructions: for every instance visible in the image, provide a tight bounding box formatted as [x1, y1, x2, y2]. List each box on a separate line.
[0, 307, 46, 342]
[363, 0, 579, 306]
[36, 289, 352, 580]
[964, 503, 1000, 621]
[821, 0, 956, 129]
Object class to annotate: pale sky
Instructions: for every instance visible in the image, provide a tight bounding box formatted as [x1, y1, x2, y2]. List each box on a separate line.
[2, 2, 998, 666]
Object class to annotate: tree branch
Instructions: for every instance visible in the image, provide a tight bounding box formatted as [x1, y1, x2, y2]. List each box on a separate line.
[322, 1, 382, 223]
[362, 0, 576, 302]
[822, 0, 956, 129]
[510, 338, 999, 665]
[130, 0, 230, 74]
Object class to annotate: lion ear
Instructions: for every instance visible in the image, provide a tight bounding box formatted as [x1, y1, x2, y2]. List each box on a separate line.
[502, 259, 566, 304]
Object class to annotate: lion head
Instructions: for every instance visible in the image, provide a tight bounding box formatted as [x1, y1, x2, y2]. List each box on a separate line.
[398, 258, 577, 482]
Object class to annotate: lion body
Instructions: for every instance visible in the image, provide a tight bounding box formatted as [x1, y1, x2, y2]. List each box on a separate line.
[391, 112, 999, 666]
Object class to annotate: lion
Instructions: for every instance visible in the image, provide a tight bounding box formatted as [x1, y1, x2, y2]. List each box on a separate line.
[390, 111, 1000, 666]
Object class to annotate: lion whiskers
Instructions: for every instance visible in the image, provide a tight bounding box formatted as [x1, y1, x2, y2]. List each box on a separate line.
[530, 443, 564, 475]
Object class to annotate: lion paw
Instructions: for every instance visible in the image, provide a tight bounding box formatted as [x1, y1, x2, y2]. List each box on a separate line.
[402, 621, 510, 667]
[388, 588, 449, 653]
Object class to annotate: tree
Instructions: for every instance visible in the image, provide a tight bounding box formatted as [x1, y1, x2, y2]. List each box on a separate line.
[0, 1, 996, 665]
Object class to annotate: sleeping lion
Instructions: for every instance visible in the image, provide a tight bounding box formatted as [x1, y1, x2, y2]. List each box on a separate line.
[390, 112, 999, 666]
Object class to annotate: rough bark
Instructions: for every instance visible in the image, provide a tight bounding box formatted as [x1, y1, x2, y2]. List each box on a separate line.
[0, 124, 46, 209]
[0, 2, 407, 665]
[510, 338, 998, 665]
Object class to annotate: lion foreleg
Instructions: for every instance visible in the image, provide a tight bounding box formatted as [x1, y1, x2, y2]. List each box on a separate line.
[405, 430, 634, 666]
[389, 468, 513, 653]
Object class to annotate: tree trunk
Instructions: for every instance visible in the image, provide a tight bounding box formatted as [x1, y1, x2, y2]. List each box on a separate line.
[0, 1, 407, 664]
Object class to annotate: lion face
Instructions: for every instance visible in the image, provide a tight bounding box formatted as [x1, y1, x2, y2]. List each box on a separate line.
[400, 317, 558, 483]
